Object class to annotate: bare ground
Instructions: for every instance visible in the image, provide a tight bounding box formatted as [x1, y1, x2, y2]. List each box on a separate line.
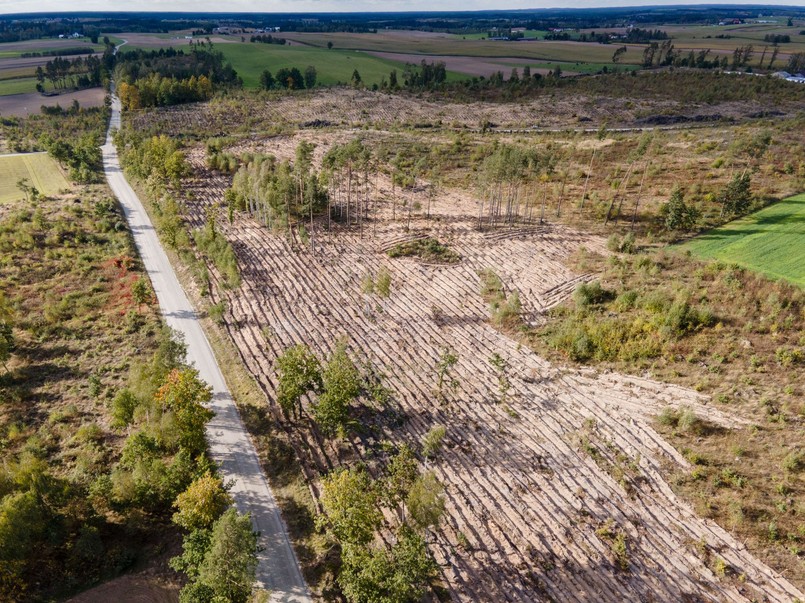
[171, 138, 804, 601]
[66, 575, 179, 603]
[129, 88, 801, 137]
[0, 87, 105, 117]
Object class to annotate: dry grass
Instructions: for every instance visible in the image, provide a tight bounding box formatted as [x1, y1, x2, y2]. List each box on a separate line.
[530, 248, 805, 587]
[0, 184, 176, 599]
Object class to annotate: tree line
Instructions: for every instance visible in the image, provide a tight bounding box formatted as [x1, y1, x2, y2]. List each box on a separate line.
[34, 54, 104, 93]
[259, 65, 317, 90]
[118, 73, 213, 110]
[115, 43, 241, 110]
[577, 27, 669, 44]
[250, 33, 287, 45]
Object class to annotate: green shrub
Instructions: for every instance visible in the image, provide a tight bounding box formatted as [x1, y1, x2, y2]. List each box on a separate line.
[782, 450, 803, 473]
[208, 301, 226, 324]
[620, 232, 636, 253]
[663, 301, 715, 337]
[361, 273, 375, 294]
[775, 346, 803, 366]
[375, 266, 391, 298]
[193, 226, 240, 289]
[73, 422, 103, 445]
[574, 281, 611, 307]
[479, 269, 504, 299]
[422, 425, 446, 460]
[658, 406, 680, 427]
[614, 290, 638, 311]
[387, 238, 460, 263]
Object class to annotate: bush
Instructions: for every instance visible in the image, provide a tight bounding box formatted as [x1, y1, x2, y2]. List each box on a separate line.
[775, 346, 803, 366]
[782, 450, 803, 473]
[574, 281, 611, 307]
[387, 238, 460, 263]
[421, 425, 446, 459]
[376, 266, 391, 298]
[663, 300, 714, 337]
[478, 269, 504, 299]
[172, 473, 233, 531]
[619, 232, 636, 254]
[490, 289, 521, 327]
[613, 290, 638, 311]
[606, 232, 636, 254]
[192, 226, 240, 289]
[207, 301, 225, 324]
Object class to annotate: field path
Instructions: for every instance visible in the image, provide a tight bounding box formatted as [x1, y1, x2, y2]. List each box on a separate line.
[102, 95, 310, 603]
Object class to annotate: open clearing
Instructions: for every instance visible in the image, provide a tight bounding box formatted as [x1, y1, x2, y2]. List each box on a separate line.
[682, 193, 805, 287]
[132, 91, 805, 599]
[0, 152, 69, 201]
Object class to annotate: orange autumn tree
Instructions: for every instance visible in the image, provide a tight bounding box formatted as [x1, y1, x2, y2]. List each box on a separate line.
[155, 368, 213, 455]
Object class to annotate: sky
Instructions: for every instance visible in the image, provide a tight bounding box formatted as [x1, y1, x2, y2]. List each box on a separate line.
[1, 0, 804, 15]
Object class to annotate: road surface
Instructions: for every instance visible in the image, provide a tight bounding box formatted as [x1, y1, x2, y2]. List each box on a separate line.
[103, 95, 311, 603]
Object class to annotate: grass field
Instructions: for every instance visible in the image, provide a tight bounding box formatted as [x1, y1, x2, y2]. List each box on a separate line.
[219, 44, 416, 87]
[281, 31, 649, 65]
[0, 152, 69, 201]
[125, 40, 441, 87]
[0, 77, 38, 96]
[682, 193, 805, 287]
[282, 24, 805, 69]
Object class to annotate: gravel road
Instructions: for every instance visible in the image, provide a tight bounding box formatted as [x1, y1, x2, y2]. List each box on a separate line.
[103, 95, 311, 603]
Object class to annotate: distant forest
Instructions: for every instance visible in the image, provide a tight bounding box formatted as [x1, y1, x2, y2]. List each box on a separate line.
[2, 6, 805, 41]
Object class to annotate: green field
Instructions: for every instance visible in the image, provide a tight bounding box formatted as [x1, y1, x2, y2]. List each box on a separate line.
[682, 193, 805, 287]
[0, 153, 70, 202]
[219, 44, 414, 87]
[0, 76, 39, 96]
[282, 31, 647, 65]
[125, 41, 438, 87]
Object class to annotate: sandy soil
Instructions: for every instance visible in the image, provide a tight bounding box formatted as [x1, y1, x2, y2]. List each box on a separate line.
[169, 133, 805, 601]
[0, 88, 105, 117]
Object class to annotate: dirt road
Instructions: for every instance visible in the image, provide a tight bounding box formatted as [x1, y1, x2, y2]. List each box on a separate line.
[102, 95, 310, 603]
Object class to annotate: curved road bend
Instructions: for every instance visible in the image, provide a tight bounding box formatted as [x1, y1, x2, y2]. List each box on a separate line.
[102, 96, 311, 603]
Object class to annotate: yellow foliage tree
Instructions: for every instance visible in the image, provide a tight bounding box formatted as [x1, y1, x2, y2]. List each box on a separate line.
[172, 472, 233, 531]
[118, 81, 141, 111]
